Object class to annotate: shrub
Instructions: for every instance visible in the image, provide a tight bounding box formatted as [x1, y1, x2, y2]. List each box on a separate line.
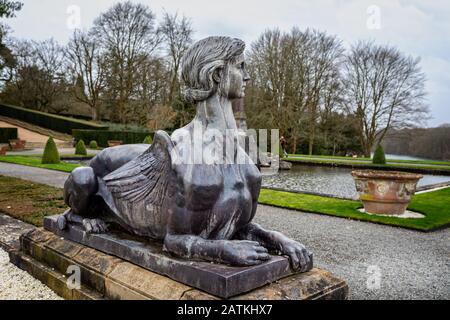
[41, 137, 60, 164]
[72, 130, 154, 148]
[89, 140, 98, 149]
[0, 127, 17, 143]
[279, 143, 286, 159]
[143, 135, 153, 144]
[75, 139, 87, 155]
[0, 103, 108, 134]
[372, 144, 386, 164]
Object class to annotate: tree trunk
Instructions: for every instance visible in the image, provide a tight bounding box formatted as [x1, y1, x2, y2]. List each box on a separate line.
[308, 130, 315, 155]
[292, 136, 297, 155]
[91, 106, 98, 121]
[364, 144, 372, 158]
[308, 113, 315, 155]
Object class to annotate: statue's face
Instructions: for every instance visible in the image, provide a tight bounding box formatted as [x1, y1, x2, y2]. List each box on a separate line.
[226, 53, 250, 99]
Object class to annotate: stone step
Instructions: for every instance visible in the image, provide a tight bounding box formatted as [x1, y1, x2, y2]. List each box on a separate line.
[17, 228, 216, 300]
[8, 249, 104, 300]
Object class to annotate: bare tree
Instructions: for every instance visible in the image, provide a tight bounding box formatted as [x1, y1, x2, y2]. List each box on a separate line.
[30, 39, 67, 113]
[131, 54, 170, 125]
[0, 24, 16, 82]
[246, 29, 296, 147]
[1, 38, 69, 113]
[0, 0, 22, 18]
[146, 104, 177, 131]
[298, 29, 343, 155]
[66, 30, 106, 121]
[159, 11, 193, 104]
[246, 28, 344, 154]
[0, 1, 22, 83]
[92, 1, 161, 123]
[343, 41, 429, 157]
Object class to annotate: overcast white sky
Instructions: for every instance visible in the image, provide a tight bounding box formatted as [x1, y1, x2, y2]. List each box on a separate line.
[4, 0, 450, 127]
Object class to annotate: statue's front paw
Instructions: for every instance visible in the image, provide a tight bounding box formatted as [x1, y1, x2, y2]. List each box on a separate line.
[82, 218, 108, 234]
[281, 240, 313, 272]
[222, 241, 271, 266]
[57, 215, 67, 230]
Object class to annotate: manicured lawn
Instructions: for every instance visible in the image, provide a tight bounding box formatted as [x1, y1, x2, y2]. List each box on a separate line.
[0, 155, 80, 172]
[259, 188, 450, 231]
[285, 156, 450, 172]
[288, 154, 450, 167]
[10, 154, 96, 157]
[0, 175, 66, 226]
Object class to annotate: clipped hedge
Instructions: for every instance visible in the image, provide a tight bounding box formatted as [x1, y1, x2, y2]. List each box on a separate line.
[75, 139, 87, 155]
[41, 137, 60, 164]
[0, 127, 18, 143]
[89, 140, 98, 149]
[72, 130, 154, 147]
[143, 135, 153, 144]
[373, 145, 386, 165]
[0, 103, 108, 134]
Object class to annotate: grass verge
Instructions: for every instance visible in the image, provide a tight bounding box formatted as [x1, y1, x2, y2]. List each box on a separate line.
[285, 157, 450, 172]
[259, 188, 450, 231]
[288, 154, 450, 167]
[0, 175, 66, 226]
[0, 155, 80, 172]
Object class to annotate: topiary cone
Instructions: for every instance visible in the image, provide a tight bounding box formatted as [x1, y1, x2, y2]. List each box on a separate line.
[42, 137, 60, 164]
[372, 144, 386, 165]
[75, 139, 88, 156]
[143, 135, 153, 144]
[89, 140, 98, 149]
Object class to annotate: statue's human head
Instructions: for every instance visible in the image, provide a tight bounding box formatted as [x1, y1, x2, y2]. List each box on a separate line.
[181, 36, 250, 103]
[64, 167, 97, 214]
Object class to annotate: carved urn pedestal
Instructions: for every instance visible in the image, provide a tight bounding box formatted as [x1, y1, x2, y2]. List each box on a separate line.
[351, 170, 423, 215]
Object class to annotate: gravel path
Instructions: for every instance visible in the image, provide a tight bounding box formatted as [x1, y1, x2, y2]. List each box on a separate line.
[289, 155, 450, 168]
[254, 205, 450, 300]
[0, 163, 449, 299]
[0, 162, 69, 188]
[0, 248, 62, 300]
[7, 148, 101, 156]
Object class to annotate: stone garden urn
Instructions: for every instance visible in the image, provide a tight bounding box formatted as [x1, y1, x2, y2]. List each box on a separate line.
[351, 170, 423, 215]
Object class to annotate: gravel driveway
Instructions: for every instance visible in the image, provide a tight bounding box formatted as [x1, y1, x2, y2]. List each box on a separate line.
[254, 205, 450, 300]
[0, 248, 61, 300]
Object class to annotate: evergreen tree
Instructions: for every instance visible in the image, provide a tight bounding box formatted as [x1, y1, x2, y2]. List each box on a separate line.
[89, 140, 98, 149]
[143, 135, 153, 144]
[372, 144, 386, 164]
[75, 139, 87, 155]
[41, 137, 60, 164]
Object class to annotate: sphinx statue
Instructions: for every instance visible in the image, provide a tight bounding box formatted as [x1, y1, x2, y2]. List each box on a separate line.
[58, 36, 312, 272]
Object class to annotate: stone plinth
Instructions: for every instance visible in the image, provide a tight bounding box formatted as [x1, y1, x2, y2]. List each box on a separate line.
[44, 215, 313, 298]
[12, 228, 348, 300]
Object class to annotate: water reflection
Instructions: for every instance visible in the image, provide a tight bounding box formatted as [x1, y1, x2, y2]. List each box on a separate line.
[262, 165, 450, 199]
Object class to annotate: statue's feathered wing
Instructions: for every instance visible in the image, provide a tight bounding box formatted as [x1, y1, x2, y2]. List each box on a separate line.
[98, 131, 177, 238]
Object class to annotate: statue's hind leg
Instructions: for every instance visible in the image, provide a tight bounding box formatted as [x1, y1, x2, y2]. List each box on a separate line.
[58, 167, 108, 234]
